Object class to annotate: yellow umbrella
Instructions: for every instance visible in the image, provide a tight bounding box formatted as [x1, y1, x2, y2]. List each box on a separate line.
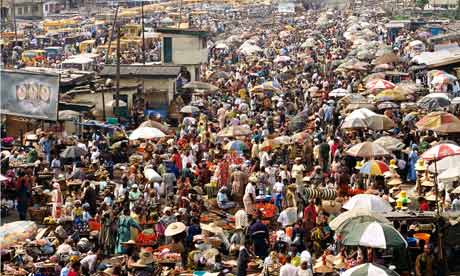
[375, 89, 407, 102]
[415, 111, 460, 133]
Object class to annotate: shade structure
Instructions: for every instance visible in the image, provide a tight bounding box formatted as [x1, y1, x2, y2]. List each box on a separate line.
[341, 117, 368, 129]
[217, 125, 252, 137]
[375, 89, 406, 102]
[180, 105, 200, 113]
[417, 94, 450, 111]
[60, 146, 87, 159]
[373, 136, 404, 151]
[183, 81, 219, 92]
[139, 120, 170, 133]
[428, 155, 460, 173]
[360, 160, 390, 176]
[274, 55, 291, 63]
[58, 110, 80, 121]
[377, 101, 399, 110]
[438, 167, 460, 181]
[342, 221, 407, 249]
[366, 115, 395, 130]
[415, 111, 460, 133]
[421, 143, 460, 161]
[329, 208, 391, 231]
[346, 142, 389, 158]
[129, 127, 166, 140]
[338, 94, 367, 105]
[224, 140, 247, 152]
[342, 263, 400, 276]
[329, 88, 350, 97]
[343, 194, 392, 213]
[366, 79, 395, 92]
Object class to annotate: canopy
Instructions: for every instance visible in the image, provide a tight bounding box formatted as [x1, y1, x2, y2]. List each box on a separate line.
[342, 263, 400, 276]
[0, 221, 37, 250]
[343, 194, 392, 212]
[129, 127, 166, 140]
[360, 160, 390, 176]
[342, 221, 407, 249]
[346, 142, 389, 158]
[415, 111, 460, 133]
[329, 208, 390, 231]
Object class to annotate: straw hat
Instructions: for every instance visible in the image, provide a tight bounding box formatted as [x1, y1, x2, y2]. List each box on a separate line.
[333, 255, 347, 269]
[164, 222, 186, 237]
[121, 240, 136, 246]
[355, 161, 364, 169]
[424, 192, 437, 201]
[422, 180, 435, 187]
[389, 186, 401, 194]
[132, 249, 155, 268]
[389, 159, 398, 169]
[387, 177, 402, 186]
[101, 267, 115, 276]
[314, 258, 334, 273]
[415, 159, 427, 171]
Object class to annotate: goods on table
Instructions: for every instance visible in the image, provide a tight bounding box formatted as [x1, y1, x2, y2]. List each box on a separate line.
[0, 221, 37, 251]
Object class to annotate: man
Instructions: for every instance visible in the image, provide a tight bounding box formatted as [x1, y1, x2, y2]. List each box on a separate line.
[236, 240, 251, 276]
[415, 244, 433, 276]
[280, 255, 297, 276]
[217, 186, 236, 210]
[80, 249, 101, 274]
[231, 165, 248, 205]
[249, 211, 269, 259]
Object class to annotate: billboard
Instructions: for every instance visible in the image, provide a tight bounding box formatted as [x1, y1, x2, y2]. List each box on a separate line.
[278, 2, 296, 13]
[1, 69, 59, 121]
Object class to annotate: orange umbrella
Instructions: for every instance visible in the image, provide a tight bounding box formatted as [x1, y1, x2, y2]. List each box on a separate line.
[415, 111, 460, 133]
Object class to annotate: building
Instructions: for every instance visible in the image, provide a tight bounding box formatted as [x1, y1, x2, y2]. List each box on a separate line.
[156, 28, 208, 82]
[94, 64, 181, 119]
[1, 0, 43, 20]
[428, 0, 458, 9]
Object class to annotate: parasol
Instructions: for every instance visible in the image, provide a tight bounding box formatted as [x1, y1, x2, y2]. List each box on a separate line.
[373, 136, 404, 151]
[343, 194, 392, 213]
[60, 146, 87, 159]
[415, 111, 460, 133]
[346, 141, 389, 158]
[217, 126, 252, 138]
[129, 127, 166, 140]
[360, 160, 390, 176]
[342, 221, 407, 249]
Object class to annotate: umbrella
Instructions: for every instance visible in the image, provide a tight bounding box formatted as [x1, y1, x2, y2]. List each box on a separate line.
[415, 111, 460, 133]
[421, 143, 460, 161]
[183, 81, 219, 92]
[214, 43, 229, 49]
[180, 105, 200, 113]
[360, 160, 390, 176]
[375, 89, 406, 102]
[417, 95, 450, 111]
[346, 108, 377, 120]
[274, 135, 293, 145]
[329, 88, 350, 98]
[60, 146, 87, 159]
[217, 126, 252, 138]
[377, 101, 399, 110]
[366, 115, 396, 130]
[291, 131, 311, 143]
[341, 117, 368, 129]
[144, 168, 162, 182]
[373, 63, 394, 72]
[372, 52, 400, 65]
[139, 120, 170, 133]
[438, 167, 460, 181]
[338, 94, 367, 105]
[366, 79, 396, 92]
[428, 155, 460, 173]
[342, 221, 407, 248]
[260, 139, 279, 151]
[129, 127, 166, 140]
[346, 142, 389, 158]
[373, 136, 405, 151]
[343, 194, 392, 212]
[274, 55, 291, 63]
[224, 140, 247, 152]
[329, 208, 391, 231]
[342, 263, 400, 276]
[250, 82, 281, 93]
[58, 110, 80, 121]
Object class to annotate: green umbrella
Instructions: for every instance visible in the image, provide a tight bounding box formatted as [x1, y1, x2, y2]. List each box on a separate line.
[342, 221, 407, 249]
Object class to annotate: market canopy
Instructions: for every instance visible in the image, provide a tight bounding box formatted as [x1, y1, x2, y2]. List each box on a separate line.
[346, 141, 389, 158]
[129, 127, 166, 140]
[415, 111, 460, 133]
[343, 194, 392, 213]
[342, 221, 407, 249]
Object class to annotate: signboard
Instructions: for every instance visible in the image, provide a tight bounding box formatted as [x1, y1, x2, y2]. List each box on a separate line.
[1, 69, 59, 120]
[278, 2, 295, 13]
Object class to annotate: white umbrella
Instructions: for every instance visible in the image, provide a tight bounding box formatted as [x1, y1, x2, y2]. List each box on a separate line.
[438, 167, 460, 181]
[342, 263, 400, 276]
[274, 55, 291, 63]
[428, 155, 460, 173]
[347, 108, 377, 120]
[144, 168, 162, 182]
[129, 127, 166, 140]
[329, 208, 391, 231]
[343, 194, 392, 212]
[180, 105, 200, 113]
[106, 100, 128, 107]
[329, 88, 350, 97]
[342, 221, 407, 249]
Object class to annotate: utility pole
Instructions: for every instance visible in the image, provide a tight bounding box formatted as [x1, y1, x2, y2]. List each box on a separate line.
[12, 0, 17, 46]
[141, 0, 145, 64]
[177, 0, 182, 28]
[105, 4, 119, 64]
[115, 25, 120, 113]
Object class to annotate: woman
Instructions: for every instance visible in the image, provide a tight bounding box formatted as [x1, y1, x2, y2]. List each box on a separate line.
[51, 182, 63, 219]
[243, 181, 256, 215]
[115, 208, 142, 254]
[15, 170, 31, 220]
[407, 144, 418, 183]
[99, 204, 116, 256]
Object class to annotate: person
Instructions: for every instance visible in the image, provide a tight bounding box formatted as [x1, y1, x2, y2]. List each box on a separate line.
[115, 208, 142, 254]
[217, 186, 236, 209]
[99, 204, 116, 256]
[297, 259, 313, 276]
[236, 239, 251, 276]
[15, 170, 31, 220]
[51, 182, 63, 219]
[68, 261, 81, 276]
[82, 181, 97, 216]
[243, 181, 256, 215]
[415, 244, 434, 276]
[407, 144, 418, 183]
[280, 255, 297, 276]
[249, 211, 269, 259]
[303, 199, 317, 232]
[80, 249, 100, 274]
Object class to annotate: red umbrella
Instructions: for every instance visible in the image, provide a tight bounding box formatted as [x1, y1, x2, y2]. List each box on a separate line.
[421, 143, 460, 161]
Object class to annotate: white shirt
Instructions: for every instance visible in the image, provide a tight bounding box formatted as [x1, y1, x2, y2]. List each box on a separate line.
[244, 183, 256, 197]
[280, 263, 298, 276]
[273, 182, 284, 193]
[277, 210, 290, 227]
[80, 253, 98, 273]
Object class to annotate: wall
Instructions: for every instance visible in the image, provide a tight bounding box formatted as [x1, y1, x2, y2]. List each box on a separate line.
[163, 34, 208, 65]
[14, 0, 43, 19]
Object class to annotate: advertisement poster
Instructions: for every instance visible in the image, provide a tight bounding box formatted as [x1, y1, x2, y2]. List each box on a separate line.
[1, 69, 59, 121]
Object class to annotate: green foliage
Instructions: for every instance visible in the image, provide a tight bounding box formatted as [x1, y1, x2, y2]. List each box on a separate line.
[416, 0, 429, 9]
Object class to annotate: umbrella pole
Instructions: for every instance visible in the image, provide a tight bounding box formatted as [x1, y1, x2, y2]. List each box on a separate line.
[433, 160, 446, 270]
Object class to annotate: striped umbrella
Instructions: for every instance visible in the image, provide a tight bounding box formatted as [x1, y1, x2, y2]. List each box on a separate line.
[342, 221, 407, 249]
[360, 160, 390, 176]
[224, 140, 247, 152]
[330, 208, 391, 232]
[415, 111, 460, 133]
[421, 143, 460, 161]
[366, 79, 395, 92]
[342, 263, 400, 276]
[346, 142, 389, 158]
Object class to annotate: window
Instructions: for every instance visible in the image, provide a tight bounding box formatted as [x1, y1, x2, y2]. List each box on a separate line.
[201, 37, 207, 49]
[45, 4, 48, 11]
[23, 6, 28, 13]
[163, 37, 172, 63]
[32, 5, 38, 12]
[17, 7, 22, 15]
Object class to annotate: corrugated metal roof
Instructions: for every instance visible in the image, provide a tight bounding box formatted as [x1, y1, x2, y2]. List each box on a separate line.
[99, 65, 181, 77]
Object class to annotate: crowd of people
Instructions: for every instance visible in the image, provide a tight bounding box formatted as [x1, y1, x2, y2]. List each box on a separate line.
[2, 4, 460, 276]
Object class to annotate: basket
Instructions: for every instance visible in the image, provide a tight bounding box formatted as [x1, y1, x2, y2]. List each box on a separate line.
[28, 207, 49, 222]
[88, 219, 101, 231]
[414, 232, 431, 244]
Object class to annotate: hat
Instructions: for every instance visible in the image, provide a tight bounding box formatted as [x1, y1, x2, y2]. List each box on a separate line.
[53, 182, 60, 189]
[389, 159, 398, 169]
[424, 192, 437, 201]
[355, 161, 363, 169]
[193, 234, 206, 242]
[131, 184, 138, 189]
[396, 191, 407, 199]
[121, 240, 136, 246]
[387, 178, 402, 186]
[132, 249, 155, 267]
[421, 180, 434, 187]
[200, 222, 224, 235]
[164, 222, 186, 237]
[163, 206, 172, 213]
[415, 159, 427, 171]
[249, 176, 258, 183]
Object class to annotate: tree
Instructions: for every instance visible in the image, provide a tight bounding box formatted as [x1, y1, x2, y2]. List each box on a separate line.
[416, 0, 429, 10]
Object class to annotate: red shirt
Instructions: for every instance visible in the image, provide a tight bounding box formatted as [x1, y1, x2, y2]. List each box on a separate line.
[303, 204, 317, 224]
[171, 153, 182, 171]
[419, 202, 429, 211]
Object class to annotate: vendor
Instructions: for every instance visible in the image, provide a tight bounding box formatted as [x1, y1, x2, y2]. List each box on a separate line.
[217, 186, 236, 210]
[115, 208, 142, 254]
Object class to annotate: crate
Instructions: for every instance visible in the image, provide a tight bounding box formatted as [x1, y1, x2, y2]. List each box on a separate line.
[28, 207, 49, 222]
